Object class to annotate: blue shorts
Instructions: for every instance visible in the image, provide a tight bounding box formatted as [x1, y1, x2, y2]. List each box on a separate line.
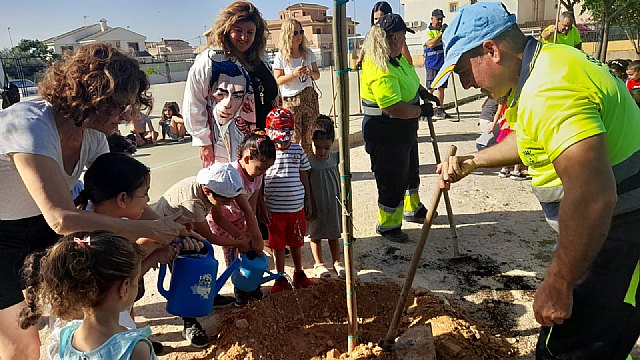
[426, 67, 448, 90]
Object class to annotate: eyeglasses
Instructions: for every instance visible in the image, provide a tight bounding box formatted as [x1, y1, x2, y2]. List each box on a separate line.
[294, 30, 305, 36]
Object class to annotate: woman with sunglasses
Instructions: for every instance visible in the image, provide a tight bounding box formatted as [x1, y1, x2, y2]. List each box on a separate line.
[273, 18, 320, 154]
[0, 43, 194, 360]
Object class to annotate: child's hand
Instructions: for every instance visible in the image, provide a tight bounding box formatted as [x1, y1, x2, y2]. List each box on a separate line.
[235, 233, 252, 252]
[153, 244, 180, 265]
[178, 236, 204, 252]
[252, 238, 265, 255]
[259, 207, 272, 225]
[304, 198, 314, 220]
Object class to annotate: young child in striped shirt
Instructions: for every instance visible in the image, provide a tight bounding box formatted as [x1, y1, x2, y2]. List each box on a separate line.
[264, 108, 314, 293]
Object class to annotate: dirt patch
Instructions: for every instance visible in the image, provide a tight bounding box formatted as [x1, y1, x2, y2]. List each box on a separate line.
[164, 280, 517, 359]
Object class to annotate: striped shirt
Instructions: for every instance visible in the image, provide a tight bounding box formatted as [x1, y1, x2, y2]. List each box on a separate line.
[264, 143, 311, 213]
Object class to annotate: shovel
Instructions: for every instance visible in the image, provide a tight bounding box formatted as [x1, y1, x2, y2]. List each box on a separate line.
[423, 115, 461, 257]
[381, 145, 459, 350]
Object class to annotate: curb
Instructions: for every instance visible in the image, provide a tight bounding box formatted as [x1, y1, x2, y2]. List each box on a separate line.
[339, 93, 487, 149]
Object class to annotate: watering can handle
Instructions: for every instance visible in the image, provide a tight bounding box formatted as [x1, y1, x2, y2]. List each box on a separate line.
[215, 258, 241, 295]
[157, 263, 169, 299]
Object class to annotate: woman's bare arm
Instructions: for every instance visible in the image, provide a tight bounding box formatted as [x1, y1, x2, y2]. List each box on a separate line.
[12, 153, 186, 243]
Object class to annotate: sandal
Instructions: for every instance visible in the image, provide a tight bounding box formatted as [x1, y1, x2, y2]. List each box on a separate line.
[509, 170, 530, 181]
[333, 261, 346, 279]
[313, 263, 332, 279]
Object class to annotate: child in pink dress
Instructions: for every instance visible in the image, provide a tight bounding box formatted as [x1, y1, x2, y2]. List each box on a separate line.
[209, 131, 276, 306]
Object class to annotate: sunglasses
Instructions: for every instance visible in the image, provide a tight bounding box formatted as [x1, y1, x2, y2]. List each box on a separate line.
[119, 104, 133, 118]
[294, 29, 305, 36]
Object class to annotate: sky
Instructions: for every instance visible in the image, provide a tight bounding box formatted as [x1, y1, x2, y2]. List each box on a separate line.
[0, 0, 406, 50]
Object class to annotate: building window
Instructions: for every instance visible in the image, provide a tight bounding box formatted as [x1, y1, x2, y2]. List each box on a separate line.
[127, 42, 139, 52]
[303, 11, 307, 16]
[470, 0, 477, 3]
[449, 2, 459, 12]
[115, 41, 121, 48]
[315, 28, 322, 34]
[60, 45, 74, 53]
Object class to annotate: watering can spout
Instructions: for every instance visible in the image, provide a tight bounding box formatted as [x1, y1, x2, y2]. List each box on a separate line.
[215, 258, 240, 295]
[260, 270, 285, 285]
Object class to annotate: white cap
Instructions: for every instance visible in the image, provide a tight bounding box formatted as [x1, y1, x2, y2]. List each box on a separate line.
[196, 163, 244, 198]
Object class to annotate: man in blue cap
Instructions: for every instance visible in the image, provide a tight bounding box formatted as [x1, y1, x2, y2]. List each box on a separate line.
[424, 8, 453, 120]
[435, 2, 640, 359]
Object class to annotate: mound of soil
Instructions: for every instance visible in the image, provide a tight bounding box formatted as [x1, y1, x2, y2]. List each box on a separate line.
[181, 280, 517, 359]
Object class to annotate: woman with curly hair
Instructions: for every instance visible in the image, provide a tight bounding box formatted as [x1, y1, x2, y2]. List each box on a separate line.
[0, 43, 192, 360]
[273, 18, 320, 154]
[184, 1, 279, 166]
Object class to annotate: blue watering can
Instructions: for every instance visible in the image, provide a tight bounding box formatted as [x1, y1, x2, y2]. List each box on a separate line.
[231, 250, 285, 292]
[158, 241, 239, 317]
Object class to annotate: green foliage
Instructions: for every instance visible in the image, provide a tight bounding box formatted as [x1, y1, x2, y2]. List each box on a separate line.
[14, 39, 54, 60]
[581, 0, 640, 60]
[144, 66, 158, 76]
[616, 1, 640, 55]
[0, 39, 55, 81]
[582, 0, 640, 23]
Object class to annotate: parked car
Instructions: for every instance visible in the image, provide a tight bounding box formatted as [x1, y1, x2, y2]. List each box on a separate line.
[9, 79, 38, 96]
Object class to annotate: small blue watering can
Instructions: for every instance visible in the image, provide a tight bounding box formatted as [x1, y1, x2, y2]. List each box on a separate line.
[231, 250, 285, 292]
[158, 241, 239, 317]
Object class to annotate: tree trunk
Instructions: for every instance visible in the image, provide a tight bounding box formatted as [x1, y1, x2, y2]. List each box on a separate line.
[622, 27, 640, 55]
[560, 0, 575, 15]
[600, 20, 610, 62]
[595, 24, 606, 60]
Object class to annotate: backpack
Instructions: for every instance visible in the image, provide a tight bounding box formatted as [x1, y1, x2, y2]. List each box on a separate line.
[1, 82, 20, 109]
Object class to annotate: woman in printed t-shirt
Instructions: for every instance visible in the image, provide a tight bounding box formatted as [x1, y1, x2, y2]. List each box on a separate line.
[183, 1, 278, 167]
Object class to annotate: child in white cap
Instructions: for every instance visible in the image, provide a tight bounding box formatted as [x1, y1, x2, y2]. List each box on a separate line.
[154, 162, 249, 348]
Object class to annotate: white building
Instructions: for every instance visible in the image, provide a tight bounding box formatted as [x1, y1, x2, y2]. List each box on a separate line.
[43, 19, 147, 56]
[146, 39, 194, 60]
[399, 0, 588, 62]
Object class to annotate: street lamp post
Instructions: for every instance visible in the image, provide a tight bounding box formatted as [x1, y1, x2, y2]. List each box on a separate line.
[7, 27, 14, 48]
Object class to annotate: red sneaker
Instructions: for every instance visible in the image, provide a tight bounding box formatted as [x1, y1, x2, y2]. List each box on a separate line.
[271, 277, 292, 294]
[293, 270, 314, 288]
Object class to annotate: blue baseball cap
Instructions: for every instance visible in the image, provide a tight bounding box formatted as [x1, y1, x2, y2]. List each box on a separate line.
[431, 2, 516, 89]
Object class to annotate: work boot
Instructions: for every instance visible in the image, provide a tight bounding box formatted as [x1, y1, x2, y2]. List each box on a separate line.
[377, 228, 410, 243]
[404, 206, 427, 224]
